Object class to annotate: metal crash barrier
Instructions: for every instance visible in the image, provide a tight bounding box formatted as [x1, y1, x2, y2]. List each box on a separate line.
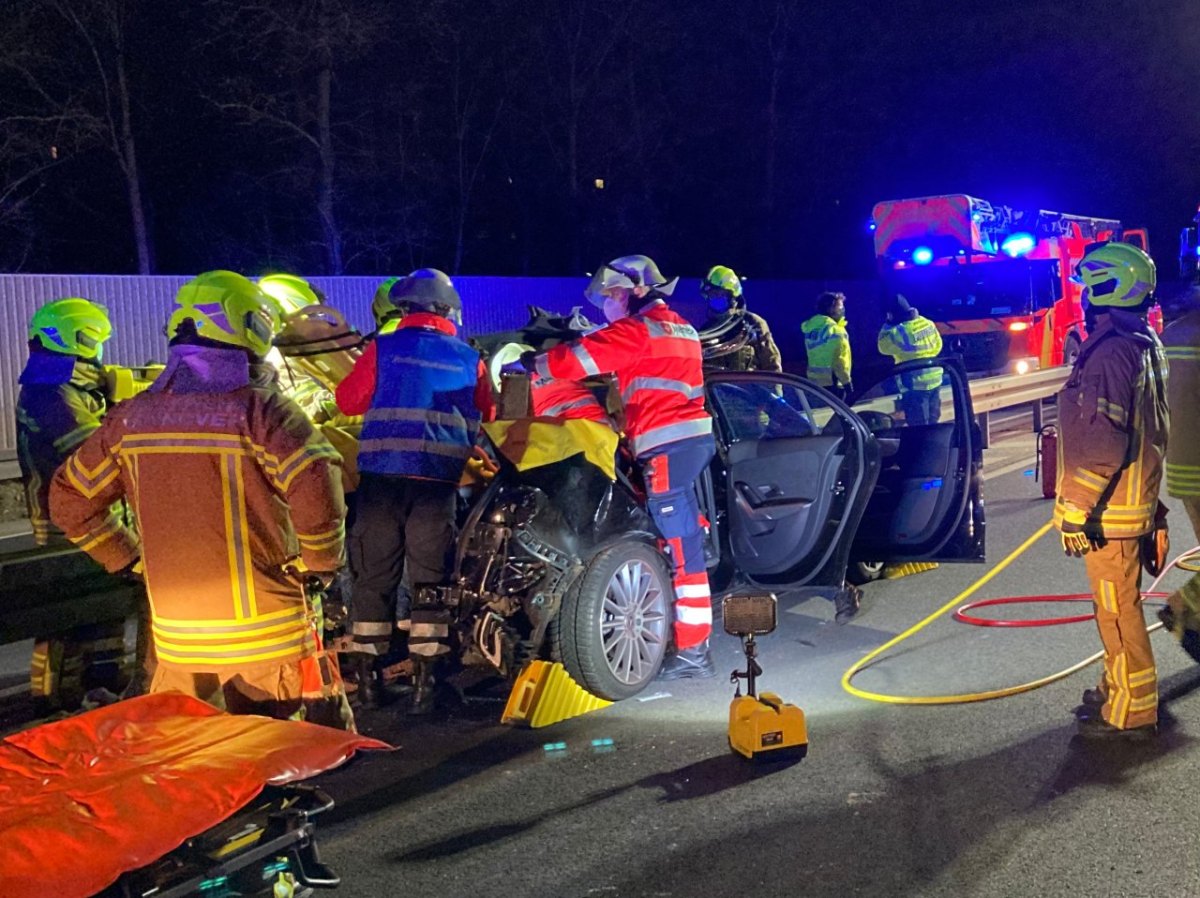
[968, 367, 1069, 448]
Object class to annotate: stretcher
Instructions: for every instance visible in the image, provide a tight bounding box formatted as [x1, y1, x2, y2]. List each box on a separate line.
[0, 692, 387, 898]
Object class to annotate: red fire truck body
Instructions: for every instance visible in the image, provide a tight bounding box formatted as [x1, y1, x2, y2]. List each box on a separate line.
[871, 194, 1156, 374]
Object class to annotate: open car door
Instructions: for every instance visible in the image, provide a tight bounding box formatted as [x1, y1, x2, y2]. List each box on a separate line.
[848, 357, 985, 564]
[706, 372, 877, 589]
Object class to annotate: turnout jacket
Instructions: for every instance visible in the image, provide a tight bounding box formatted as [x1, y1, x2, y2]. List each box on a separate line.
[706, 311, 783, 373]
[1053, 310, 1169, 539]
[16, 352, 108, 545]
[1161, 309, 1200, 498]
[801, 314, 852, 387]
[535, 299, 712, 456]
[49, 344, 346, 672]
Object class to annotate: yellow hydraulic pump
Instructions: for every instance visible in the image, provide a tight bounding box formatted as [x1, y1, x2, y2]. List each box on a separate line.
[724, 593, 808, 761]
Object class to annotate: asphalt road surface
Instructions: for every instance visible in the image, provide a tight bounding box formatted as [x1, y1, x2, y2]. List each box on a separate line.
[310, 428, 1200, 898]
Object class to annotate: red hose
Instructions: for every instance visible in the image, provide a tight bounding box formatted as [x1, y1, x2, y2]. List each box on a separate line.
[954, 592, 1169, 628]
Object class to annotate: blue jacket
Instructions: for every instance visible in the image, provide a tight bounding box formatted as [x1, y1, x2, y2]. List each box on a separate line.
[358, 326, 483, 481]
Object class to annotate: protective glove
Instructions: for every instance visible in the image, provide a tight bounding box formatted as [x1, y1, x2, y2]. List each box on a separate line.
[1059, 507, 1092, 557]
[519, 350, 538, 373]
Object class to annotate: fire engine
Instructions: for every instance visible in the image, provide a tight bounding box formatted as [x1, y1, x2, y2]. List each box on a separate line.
[870, 194, 1160, 374]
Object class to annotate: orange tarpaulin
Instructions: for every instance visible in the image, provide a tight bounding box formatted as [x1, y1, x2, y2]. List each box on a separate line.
[0, 692, 388, 898]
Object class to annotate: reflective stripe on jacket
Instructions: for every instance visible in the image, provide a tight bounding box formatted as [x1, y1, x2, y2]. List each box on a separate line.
[801, 314, 851, 387]
[878, 315, 943, 391]
[16, 353, 107, 545]
[1053, 310, 1169, 539]
[49, 344, 346, 672]
[536, 299, 712, 456]
[531, 373, 610, 423]
[1162, 310, 1200, 497]
[358, 325, 483, 481]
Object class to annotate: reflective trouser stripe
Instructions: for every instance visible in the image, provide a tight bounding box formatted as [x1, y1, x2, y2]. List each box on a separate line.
[348, 620, 393, 656]
[1085, 538, 1157, 729]
[408, 615, 450, 658]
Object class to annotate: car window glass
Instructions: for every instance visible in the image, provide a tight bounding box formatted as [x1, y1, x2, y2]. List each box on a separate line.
[709, 380, 839, 442]
[851, 364, 953, 432]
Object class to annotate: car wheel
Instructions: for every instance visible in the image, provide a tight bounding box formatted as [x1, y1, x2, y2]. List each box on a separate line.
[1063, 333, 1081, 367]
[553, 541, 673, 701]
[848, 560, 885, 585]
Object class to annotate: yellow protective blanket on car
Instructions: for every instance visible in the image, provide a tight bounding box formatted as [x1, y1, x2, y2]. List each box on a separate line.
[483, 417, 619, 480]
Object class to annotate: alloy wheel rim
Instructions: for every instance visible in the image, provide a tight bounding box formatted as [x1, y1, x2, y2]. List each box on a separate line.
[600, 558, 668, 685]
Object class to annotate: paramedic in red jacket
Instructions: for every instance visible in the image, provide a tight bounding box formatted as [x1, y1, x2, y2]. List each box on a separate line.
[531, 255, 716, 679]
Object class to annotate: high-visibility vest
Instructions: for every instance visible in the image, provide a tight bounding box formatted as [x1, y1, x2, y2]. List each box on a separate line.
[878, 316, 943, 391]
[1162, 310, 1200, 497]
[801, 314, 851, 386]
[359, 328, 483, 481]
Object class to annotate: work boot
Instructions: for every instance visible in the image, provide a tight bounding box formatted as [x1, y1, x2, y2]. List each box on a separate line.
[834, 585, 861, 625]
[353, 653, 401, 709]
[1077, 715, 1157, 741]
[408, 662, 437, 715]
[1074, 687, 1106, 721]
[657, 641, 716, 680]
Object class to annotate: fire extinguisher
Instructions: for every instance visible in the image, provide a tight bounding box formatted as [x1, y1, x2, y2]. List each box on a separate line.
[1035, 425, 1057, 500]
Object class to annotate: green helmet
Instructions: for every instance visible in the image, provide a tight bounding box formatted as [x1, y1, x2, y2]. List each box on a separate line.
[372, 276, 403, 328]
[258, 273, 324, 316]
[1076, 242, 1157, 309]
[29, 298, 112, 360]
[702, 265, 743, 299]
[168, 270, 282, 356]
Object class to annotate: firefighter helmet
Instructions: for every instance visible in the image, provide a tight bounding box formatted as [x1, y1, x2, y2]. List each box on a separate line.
[701, 265, 745, 317]
[372, 276, 403, 329]
[386, 269, 462, 325]
[168, 270, 282, 356]
[257, 273, 325, 315]
[584, 254, 678, 308]
[29, 298, 112, 360]
[1076, 242, 1157, 309]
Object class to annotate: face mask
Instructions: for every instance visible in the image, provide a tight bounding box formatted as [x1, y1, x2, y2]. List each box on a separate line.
[602, 295, 627, 323]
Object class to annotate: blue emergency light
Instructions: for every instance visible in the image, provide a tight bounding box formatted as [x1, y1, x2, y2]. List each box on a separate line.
[912, 246, 934, 265]
[1001, 232, 1035, 258]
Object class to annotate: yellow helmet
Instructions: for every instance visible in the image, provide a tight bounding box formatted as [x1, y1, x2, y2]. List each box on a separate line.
[372, 276, 403, 328]
[257, 273, 324, 316]
[29, 298, 112, 360]
[1076, 242, 1157, 309]
[168, 270, 282, 356]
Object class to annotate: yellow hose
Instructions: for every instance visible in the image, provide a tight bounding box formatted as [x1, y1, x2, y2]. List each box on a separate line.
[840, 521, 1177, 705]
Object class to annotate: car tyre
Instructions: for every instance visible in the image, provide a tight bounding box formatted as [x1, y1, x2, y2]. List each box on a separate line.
[553, 541, 673, 701]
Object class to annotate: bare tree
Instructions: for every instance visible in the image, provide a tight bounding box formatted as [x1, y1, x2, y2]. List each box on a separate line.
[0, 0, 156, 272]
[204, 0, 394, 275]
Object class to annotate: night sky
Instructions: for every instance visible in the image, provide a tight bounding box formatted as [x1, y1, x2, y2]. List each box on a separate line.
[3, 0, 1198, 281]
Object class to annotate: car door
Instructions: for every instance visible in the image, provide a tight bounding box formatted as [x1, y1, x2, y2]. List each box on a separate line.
[848, 357, 985, 563]
[705, 372, 877, 589]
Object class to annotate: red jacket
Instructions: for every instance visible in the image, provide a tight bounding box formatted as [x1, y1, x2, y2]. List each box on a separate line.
[530, 372, 609, 423]
[336, 313, 495, 422]
[535, 300, 711, 455]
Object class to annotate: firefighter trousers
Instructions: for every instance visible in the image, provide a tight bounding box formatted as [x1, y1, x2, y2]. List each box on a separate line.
[347, 474, 456, 659]
[31, 619, 127, 709]
[150, 651, 355, 731]
[1084, 538, 1157, 729]
[639, 435, 715, 651]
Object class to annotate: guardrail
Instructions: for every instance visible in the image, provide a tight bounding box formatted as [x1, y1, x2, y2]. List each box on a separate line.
[968, 366, 1069, 447]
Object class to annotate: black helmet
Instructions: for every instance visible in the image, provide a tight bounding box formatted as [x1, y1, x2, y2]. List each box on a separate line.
[388, 268, 462, 324]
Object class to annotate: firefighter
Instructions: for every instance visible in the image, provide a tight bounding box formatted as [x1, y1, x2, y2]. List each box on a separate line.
[529, 255, 717, 679]
[1054, 242, 1167, 739]
[16, 298, 129, 709]
[49, 271, 355, 729]
[699, 265, 782, 372]
[257, 273, 342, 420]
[802, 291, 852, 398]
[335, 268, 495, 712]
[877, 295, 944, 425]
[1158, 294, 1200, 652]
